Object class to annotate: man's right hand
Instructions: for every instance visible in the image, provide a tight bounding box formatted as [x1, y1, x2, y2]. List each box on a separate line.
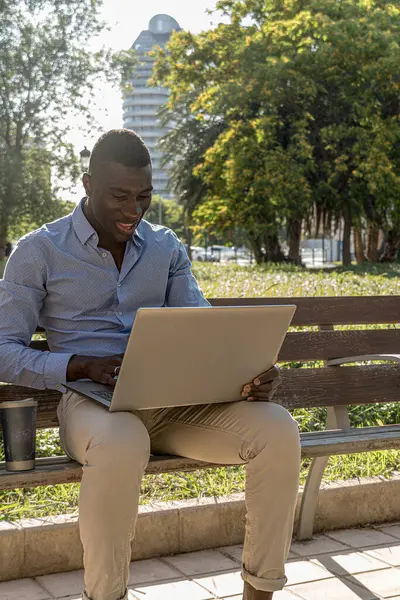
[67, 355, 123, 387]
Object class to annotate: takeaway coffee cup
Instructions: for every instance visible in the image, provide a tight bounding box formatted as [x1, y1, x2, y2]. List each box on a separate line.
[0, 398, 37, 471]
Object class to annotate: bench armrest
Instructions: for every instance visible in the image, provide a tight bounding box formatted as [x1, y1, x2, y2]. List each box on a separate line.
[328, 354, 400, 367]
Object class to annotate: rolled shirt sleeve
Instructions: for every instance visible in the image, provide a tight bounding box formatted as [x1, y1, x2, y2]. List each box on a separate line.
[0, 239, 73, 390]
[166, 235, 210, 308]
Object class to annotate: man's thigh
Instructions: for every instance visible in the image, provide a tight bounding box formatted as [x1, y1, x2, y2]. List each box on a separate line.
[57, 392, 147, 464]
[147, 400, 295, 464]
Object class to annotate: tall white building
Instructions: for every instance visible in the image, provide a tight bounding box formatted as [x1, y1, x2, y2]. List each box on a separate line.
[123, 14, 181, 197]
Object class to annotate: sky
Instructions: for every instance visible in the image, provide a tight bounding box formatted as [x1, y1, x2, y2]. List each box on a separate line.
[65, 0, 224, 200]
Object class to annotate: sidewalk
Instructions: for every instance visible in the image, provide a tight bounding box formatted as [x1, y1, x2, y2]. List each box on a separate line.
[1, 523, 400, 599]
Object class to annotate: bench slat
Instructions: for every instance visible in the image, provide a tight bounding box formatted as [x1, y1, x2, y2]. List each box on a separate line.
[30, 329, 400, 362]
[2, 425, 400, 491]
[279, 364, 400, 408]
[210, 296, 400, 325]
[279, 330, 400, 362]
[1, 365, 399, 431]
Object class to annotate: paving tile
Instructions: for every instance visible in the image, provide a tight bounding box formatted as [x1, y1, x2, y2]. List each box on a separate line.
[378, 525, 400, 540]
[285, 559, 333, 586]
[312, 550, 389, 576]
[220, 545, 243, 564]
[223, 593, 297, 600]
[221, 544, 297, 564]
[327, 528, 396, 549]
[0, 578, 50, 600]
[195, 570, 243, 597]
[291, 535, 349, 557]
[36, 570, 84, 597]
[163, 549, 238, 576]
[129, 558, 182, 585]
[366, 543, 400, 567]
[289, 577, 377, 600]
[349, 567, 400, 598]
[129, 579, 214, 599]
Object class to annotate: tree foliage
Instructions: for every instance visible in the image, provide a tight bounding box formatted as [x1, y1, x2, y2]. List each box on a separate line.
[154, 0, 400, 264]
[0, 0, 136, 252]
[145, 196, 186, 241]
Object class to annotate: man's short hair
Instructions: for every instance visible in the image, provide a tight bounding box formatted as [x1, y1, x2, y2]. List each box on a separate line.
[89, 129, 151, 175]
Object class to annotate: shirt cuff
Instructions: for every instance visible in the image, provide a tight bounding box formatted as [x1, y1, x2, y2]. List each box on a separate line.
[43, 352, 74, 392]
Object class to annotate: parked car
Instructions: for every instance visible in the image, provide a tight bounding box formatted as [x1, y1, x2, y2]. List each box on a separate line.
[190, 247, 219, 262]
[210, 245, 236, 261]
[210, 245, 252, 263]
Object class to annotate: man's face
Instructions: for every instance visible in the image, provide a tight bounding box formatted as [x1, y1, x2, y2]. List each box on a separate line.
[83, 161, 153, 243]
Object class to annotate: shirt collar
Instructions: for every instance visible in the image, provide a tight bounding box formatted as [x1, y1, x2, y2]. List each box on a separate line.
[72, 199, 98, 245]
[72, 198, 145, 246]
[135, 220, 145, 242]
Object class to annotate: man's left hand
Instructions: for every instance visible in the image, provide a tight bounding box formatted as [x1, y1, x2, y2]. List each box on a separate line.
[241, 365, 281, 402]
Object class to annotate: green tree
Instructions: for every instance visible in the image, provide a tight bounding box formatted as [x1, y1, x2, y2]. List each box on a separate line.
[154, 0, 400, 265]
[0, 0, 136, 254]
[145, 196, 186, 240]
[152, 94, 225, 258]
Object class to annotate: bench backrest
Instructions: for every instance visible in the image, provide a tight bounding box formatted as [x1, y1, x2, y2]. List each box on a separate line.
[1, 296, 399, 429]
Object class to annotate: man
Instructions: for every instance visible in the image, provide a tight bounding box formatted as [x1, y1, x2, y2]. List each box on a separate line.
[0, 130, 300, 600]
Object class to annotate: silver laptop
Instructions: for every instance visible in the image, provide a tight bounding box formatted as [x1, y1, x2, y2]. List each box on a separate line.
[65, 305, 296, 411]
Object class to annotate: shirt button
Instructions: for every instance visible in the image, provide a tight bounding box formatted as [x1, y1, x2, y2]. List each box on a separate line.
[118, 311, 123, 316]
[102, 252, 107, 258]
[117, 283, 121, 287]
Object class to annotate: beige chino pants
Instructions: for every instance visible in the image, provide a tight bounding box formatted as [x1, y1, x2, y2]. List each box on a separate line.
[57, 392, 300, 600]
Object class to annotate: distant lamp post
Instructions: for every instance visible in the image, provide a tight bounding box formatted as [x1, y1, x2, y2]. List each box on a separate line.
[79, 146, 91, 172]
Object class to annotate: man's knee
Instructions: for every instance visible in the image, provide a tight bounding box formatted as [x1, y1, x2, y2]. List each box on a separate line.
[240, 402, 300, 459]
[87, 412, 151, 469]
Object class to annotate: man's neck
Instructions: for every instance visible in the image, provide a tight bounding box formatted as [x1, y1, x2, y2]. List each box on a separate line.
[82, 198, 126, 270]
[82, 198, 125, 254]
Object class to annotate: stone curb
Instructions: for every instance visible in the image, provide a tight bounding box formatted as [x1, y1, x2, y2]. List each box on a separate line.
[1, 475, 400, 581]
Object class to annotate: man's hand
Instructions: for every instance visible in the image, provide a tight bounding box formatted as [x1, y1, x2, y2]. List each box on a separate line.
[67, 354, 123, 387]
[241, 365, 281, 402]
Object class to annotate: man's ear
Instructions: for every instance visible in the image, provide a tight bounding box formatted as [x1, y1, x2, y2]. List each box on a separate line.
[82, 173, 92, 198]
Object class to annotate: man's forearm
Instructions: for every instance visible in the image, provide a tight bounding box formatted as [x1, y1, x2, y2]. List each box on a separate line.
[0, 340, 72, 390]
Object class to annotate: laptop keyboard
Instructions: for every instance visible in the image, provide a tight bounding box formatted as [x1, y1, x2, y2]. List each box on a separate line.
[92, 390, 114, 402]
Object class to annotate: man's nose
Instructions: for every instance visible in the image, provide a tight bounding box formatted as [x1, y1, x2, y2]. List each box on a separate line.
[123, 198, 142, 218]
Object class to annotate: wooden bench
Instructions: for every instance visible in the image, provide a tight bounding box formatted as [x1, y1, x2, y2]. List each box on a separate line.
[1, 296, 400, 540]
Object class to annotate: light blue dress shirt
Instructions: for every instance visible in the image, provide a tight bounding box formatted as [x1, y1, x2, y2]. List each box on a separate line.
[0, 200, 209, 391]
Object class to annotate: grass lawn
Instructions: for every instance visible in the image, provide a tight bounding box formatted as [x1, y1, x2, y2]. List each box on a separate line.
[1, 262, 400, 521]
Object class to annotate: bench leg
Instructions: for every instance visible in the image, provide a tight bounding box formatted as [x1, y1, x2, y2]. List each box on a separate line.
[296, 405, 350, 540]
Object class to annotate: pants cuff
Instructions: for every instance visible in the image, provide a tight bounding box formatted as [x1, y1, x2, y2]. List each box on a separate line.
[83, 590, 128, 600]
[241, 567, 287, 592]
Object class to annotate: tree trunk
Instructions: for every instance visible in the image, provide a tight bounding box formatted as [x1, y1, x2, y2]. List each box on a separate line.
[379, 229, 400, 262]
[0, 214, 9, 260]
[342, 205, 352, 266]
[353, 226, 364, 264]
[287, 219, 302, 265]
[186, 226, 193, 261]
[248, 235, 264, 265]
[261, 231, 286, 263]
[367, 223, 379, 262]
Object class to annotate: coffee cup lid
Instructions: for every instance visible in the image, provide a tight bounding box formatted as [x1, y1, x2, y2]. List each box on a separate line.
[0, 398, 37, 409]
